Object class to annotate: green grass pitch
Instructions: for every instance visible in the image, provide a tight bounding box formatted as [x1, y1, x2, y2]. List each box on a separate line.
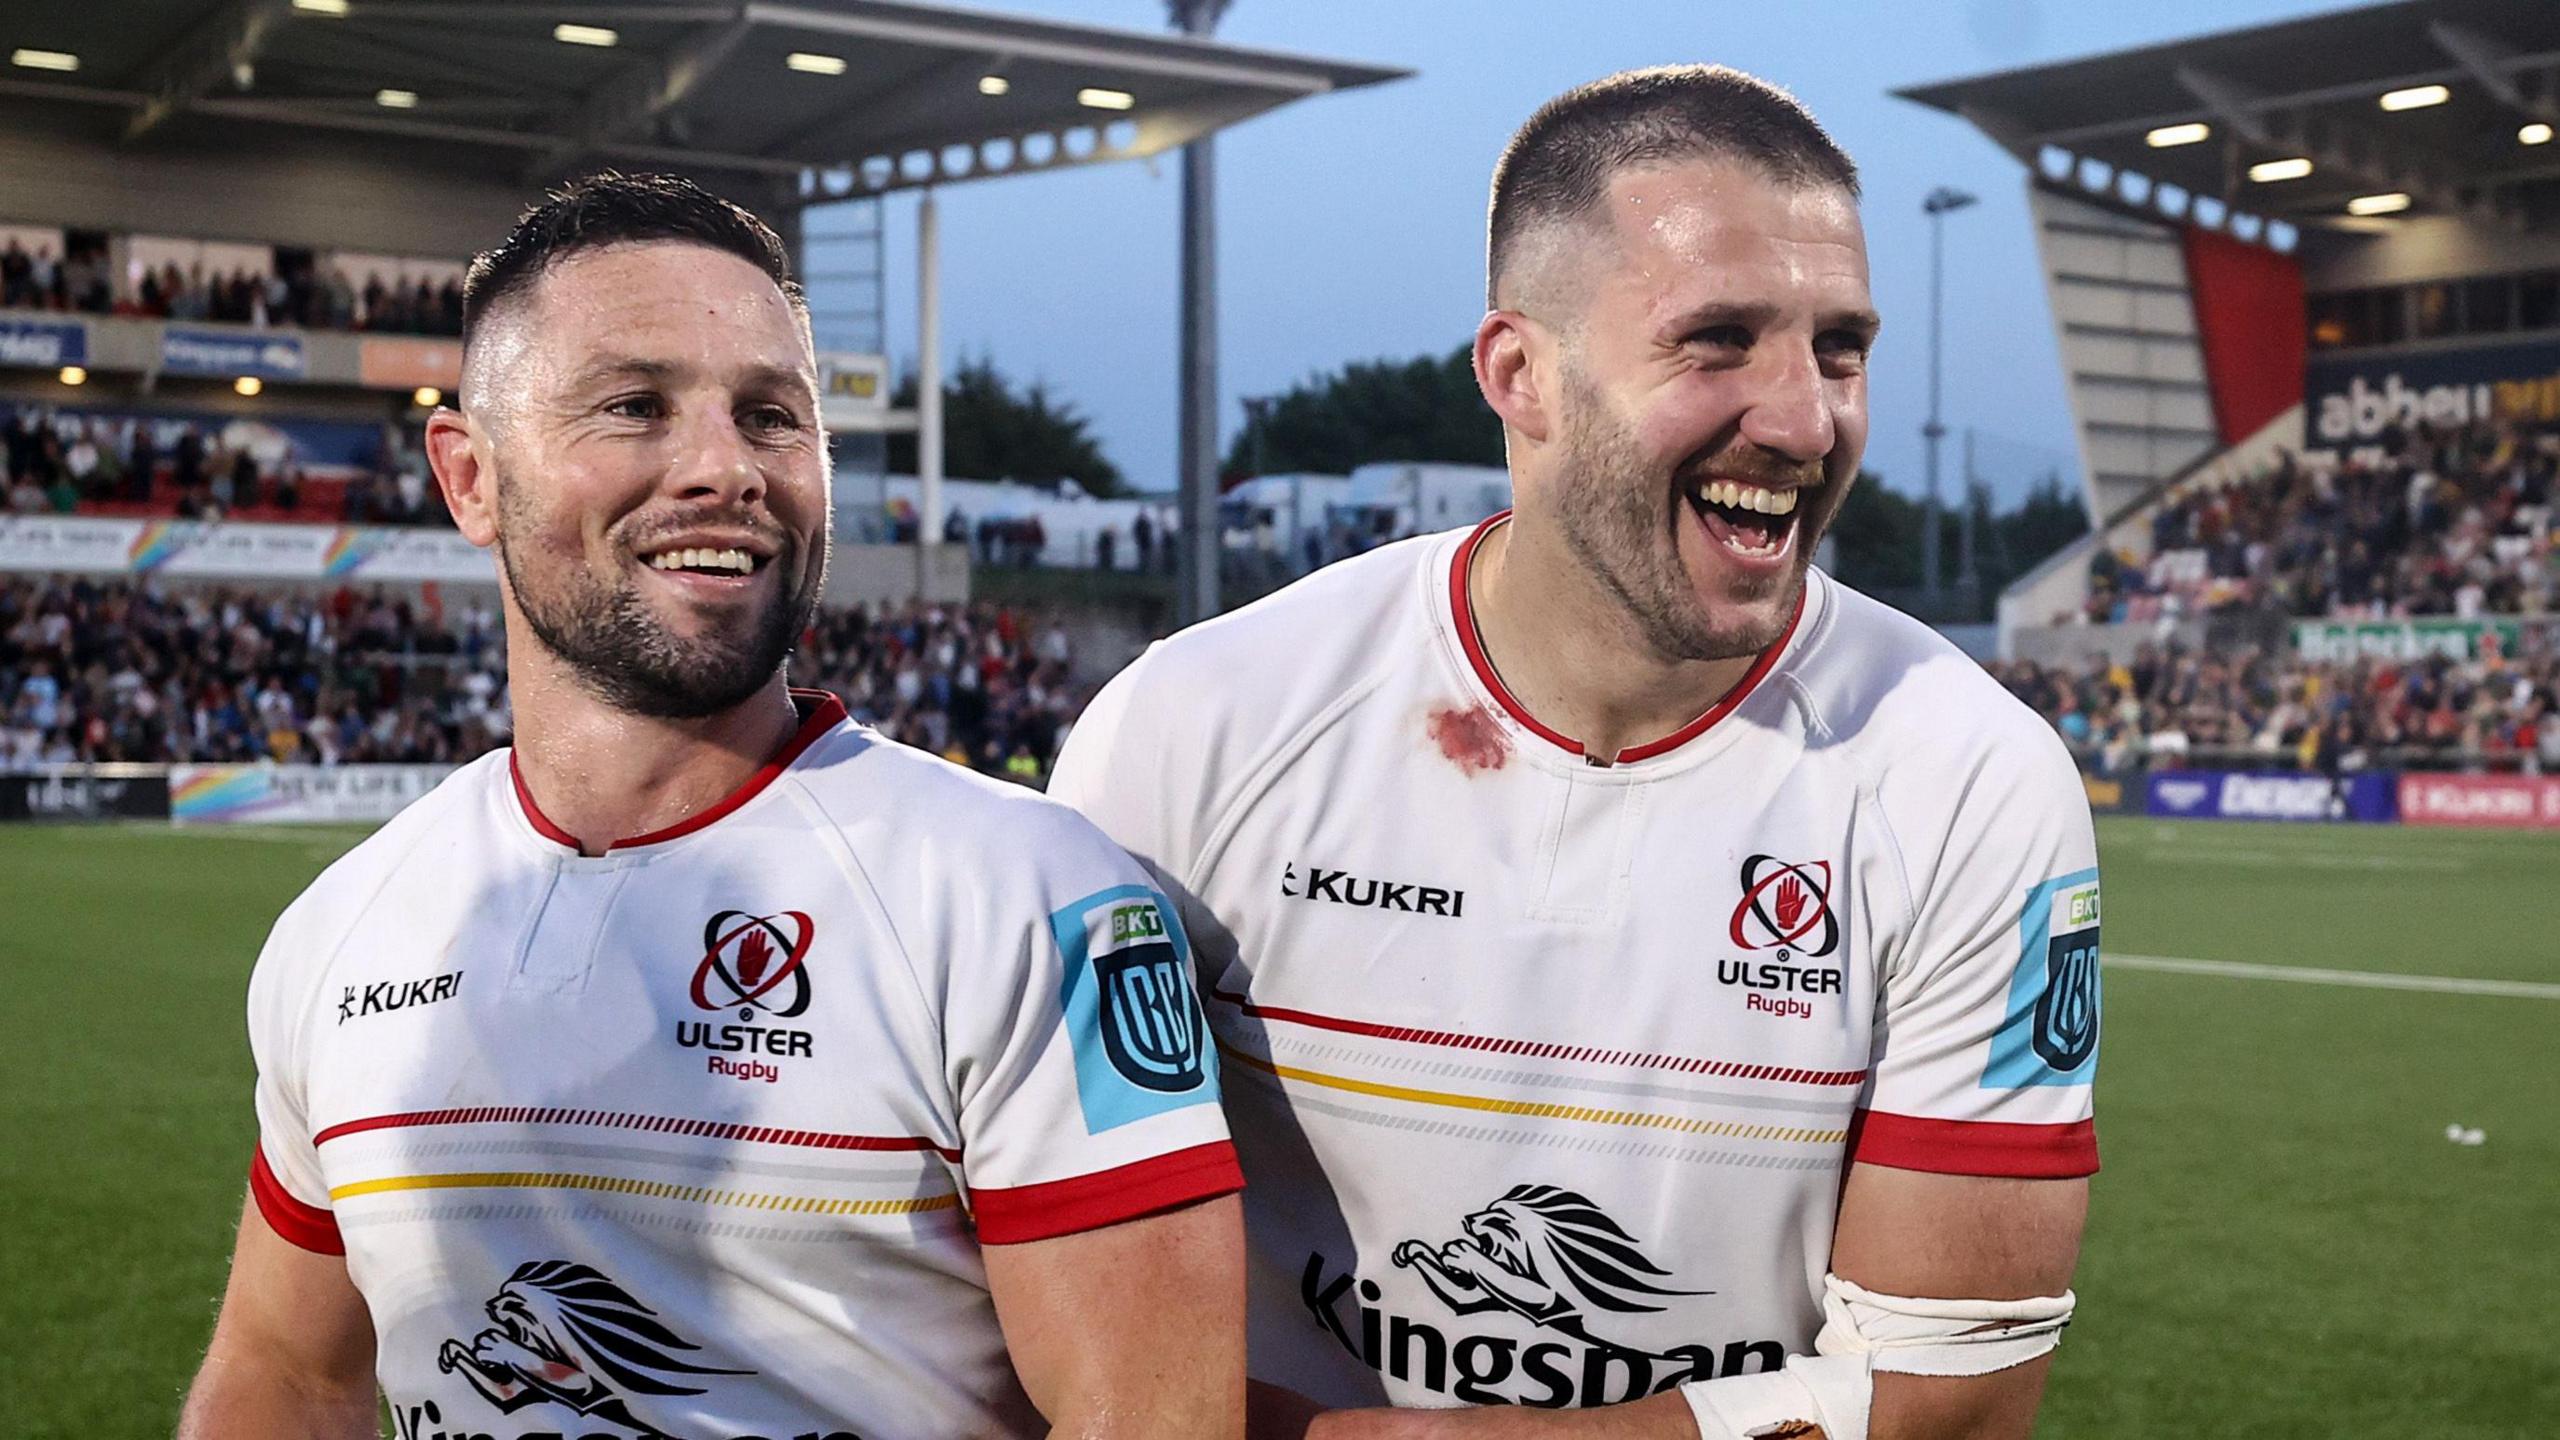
[2, 817, 2552, 1437]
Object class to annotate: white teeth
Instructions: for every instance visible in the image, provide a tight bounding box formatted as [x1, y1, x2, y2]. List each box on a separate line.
[1691, 481, 1804, 515]
[647, 547, 756, 573]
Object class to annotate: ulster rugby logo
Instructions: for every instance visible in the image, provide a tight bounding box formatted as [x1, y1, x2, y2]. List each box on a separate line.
[1728, 856, 1838, 958]
[689, 911, 813, 1018]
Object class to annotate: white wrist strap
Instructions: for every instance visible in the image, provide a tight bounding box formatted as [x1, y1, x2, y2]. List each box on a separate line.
[1680, 1274, 2075, 1439]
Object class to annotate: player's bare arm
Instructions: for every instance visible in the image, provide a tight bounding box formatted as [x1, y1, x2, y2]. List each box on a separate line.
[988, 1194, 1247, 1438]
[177, 1197, 377, 1440]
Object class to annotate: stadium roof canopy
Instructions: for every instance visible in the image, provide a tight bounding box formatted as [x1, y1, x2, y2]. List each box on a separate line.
[0, 0, 1407, 203]
[1899, 0, 2560, 233]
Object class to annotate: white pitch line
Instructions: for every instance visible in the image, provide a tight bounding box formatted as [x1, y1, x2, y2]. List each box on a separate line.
[2106, 952, 2560, 1000]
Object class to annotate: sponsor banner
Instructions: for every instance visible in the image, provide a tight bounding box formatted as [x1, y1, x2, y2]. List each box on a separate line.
[816, 351, 889, 430]
[2291, 618, 2526, 664]
[0, 515, 491, 583]
[170, 763, 452, 824]
[0, 767, 171, 822]
[161, 327, 306, 378]
[2307, 336, 2560, 446]
[357, 336, 463, 391]
[2145, 769, 2397, 823]
[0, 315, 86, 369]
[2397, 772, 2560, 829]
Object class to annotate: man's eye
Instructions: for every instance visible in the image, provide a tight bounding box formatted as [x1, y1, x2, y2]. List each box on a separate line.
[745, 407, 803, 433]
[1688, 325, 1752, 351]
[606, 394, 665, 420]
[1818, 331, 1873, 359]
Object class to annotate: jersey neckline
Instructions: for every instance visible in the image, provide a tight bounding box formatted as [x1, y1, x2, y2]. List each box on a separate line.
[1445, 509, 1805, 766]
[509, 687, 847, 854]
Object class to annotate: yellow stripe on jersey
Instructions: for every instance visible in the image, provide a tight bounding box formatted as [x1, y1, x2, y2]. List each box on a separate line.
[329, 1171, 962, 1216]
[1222, 1044, 1848, 1145]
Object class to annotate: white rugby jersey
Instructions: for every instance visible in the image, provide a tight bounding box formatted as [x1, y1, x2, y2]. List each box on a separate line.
[1049, 515, 2099, 1412]
[246, 691, 1239, 1440]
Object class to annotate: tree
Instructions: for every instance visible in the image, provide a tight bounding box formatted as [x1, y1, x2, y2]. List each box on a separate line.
[886, 356, 1126, 496]
[1225, 345, 1503, 478]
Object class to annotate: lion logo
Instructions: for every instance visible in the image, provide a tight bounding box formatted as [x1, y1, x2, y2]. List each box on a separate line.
[436, 1260, 748, 1435]
[1391, 1184, 1705, 1353]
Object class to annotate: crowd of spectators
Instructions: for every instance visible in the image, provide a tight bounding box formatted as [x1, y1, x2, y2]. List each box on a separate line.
[2079, 421, 2557, 625]
[1988, 639, 2560, 776]
[1, 576, 1084, 784]
[3, 236, 463, 337]
[5, 406, 442, 525]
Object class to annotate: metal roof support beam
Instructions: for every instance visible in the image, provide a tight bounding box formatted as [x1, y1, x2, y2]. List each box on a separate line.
[2431, 21, 2560, 125]
[526, 13, 754, 180]
[2174, 64, 2511, 228]
[746, 1, 1332, 94]
[124, 0, 287, 141]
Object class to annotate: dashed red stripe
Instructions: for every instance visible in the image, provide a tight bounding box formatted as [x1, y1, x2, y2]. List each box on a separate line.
[1211, 989, 1868, 1087]
[313, 1107, 961, 1161]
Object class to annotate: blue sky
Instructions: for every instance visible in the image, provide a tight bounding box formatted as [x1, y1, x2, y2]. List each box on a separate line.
[842, 0, 2351, 503]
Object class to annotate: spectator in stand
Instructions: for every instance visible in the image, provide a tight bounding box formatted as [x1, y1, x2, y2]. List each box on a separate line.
[1134, 508, 1155, 573]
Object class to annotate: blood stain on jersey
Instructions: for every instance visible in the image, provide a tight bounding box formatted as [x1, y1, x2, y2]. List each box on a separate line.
[1427, 703, 1509, 775]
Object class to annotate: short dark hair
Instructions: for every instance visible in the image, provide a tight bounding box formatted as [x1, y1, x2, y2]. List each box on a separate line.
[1487, 65, 1859, 307]
[461, 171, 804, 349]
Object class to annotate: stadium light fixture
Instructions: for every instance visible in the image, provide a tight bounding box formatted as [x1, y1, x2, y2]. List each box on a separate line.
[1077, 87, 1136, 111]
[375, 88, 418, 109]
[979, 74, 1011, 96]
[2144, 122, 2210, 148]
[413, 387, 441, 408]
[10, 49, 80, 73]
[291, 0, 349, 16]
[2378, 84, 2449, 112]
[2347, 192, 2411, 216]
[58, 365, 85, 386]
[2523, 123, 2555, 146]
[234, 376, 264, 397]
[786, 52, 847, 76]
[554, 23, 618, 48]
[2249, 157, 2313, 183]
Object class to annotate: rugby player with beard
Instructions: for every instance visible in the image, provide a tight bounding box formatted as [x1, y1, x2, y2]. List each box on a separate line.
[1051, 68, 2098, 1440]
[180, 174, 1244, 1440]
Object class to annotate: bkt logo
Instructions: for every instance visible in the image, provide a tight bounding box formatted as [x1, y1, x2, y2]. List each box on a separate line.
[1097, 903, 1207, 1093]
[1282, 863, 1466, 917]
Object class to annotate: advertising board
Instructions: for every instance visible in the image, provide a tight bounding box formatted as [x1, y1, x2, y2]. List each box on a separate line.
[170, 764, 453, 824]
[2396, 773, 2560, 829]
[2144, 770, 2397, 823]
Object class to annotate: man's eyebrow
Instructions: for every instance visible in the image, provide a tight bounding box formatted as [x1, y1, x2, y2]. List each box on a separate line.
[560, 356, 817, 404]
[1825, 308, 1884, 340]
[1660, 300, 1781, 335]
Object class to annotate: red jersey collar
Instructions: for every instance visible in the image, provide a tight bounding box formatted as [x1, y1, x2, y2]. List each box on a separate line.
[1447, 510, 1803, 766]
[510, 687, 847, 853]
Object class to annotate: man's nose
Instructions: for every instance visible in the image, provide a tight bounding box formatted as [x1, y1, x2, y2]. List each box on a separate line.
[666, 406, 766, 507]
[1734, 344, 1836, 465]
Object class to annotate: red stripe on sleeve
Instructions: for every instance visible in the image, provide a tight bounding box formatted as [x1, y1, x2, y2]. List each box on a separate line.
[250, 1147, 345, 1255]
[1847, 1109, 2099, 1179]
[969, 1142, 1243, 1245]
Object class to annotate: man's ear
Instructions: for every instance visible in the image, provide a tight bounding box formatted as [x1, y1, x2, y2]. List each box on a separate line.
[1473, 309, 1554, 447]
[425, 408, 498, 549]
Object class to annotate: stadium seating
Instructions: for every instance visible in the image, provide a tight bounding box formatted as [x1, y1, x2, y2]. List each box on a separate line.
[5, 405, 439, 527]
[0, 577, 1082, 779]
[2080, 422, 2556, 625]
[2, 233, 463, 337]
[1986, 643, 2560, 777]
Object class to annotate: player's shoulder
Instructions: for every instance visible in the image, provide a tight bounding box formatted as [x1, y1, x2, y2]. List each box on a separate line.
[1786, 571, 2075, 781]
[1101, 530, 1446, 728]
[785, 717, 1143, 892]
[253, 752, 507, 997]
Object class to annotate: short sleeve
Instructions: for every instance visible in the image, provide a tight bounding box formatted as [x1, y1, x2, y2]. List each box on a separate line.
[1047, 644, 1199, 885]
[947, 823, 1239, 1245]
[246, 909, 343, 1254]
[1852, 723, 2102, 1179]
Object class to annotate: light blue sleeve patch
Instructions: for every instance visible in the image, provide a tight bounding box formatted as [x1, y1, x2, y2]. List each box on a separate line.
[1049, 884, 1221, 1133]
[1982, 867, 2101, 1089]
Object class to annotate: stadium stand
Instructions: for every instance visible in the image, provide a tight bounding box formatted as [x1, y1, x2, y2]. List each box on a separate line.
[1987, 641, 2560, 778]
[2073, 421, 2557, 625]
[5, 405, 440, 526]
[0, 576, 1080, 781]
[2, 231, 464, 336]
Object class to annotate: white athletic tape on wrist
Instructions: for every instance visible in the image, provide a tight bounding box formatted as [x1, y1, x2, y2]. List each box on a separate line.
[1679, 1274, 2075, 1439]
